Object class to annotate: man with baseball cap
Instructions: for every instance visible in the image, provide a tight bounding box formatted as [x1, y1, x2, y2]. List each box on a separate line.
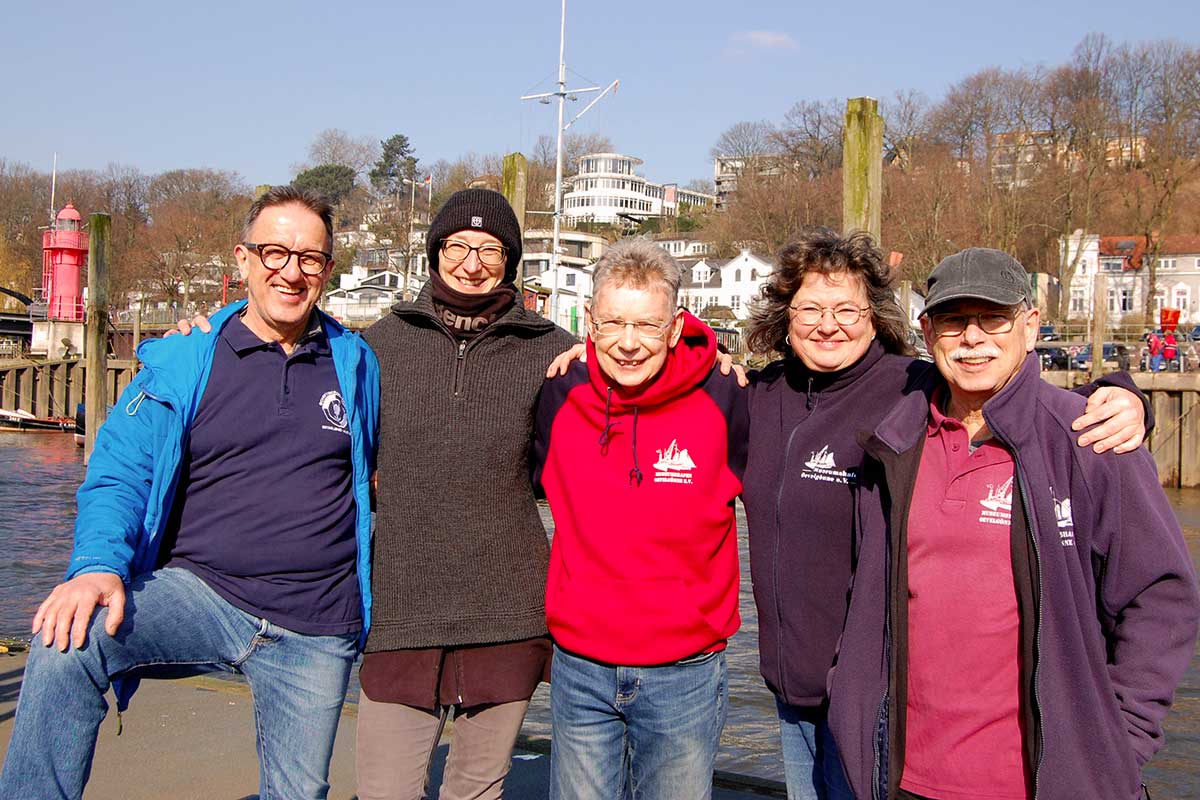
[828, 248, 1199, 800]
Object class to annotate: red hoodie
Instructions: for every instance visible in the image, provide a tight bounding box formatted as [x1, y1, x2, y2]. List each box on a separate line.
[532, 313, 748, 665]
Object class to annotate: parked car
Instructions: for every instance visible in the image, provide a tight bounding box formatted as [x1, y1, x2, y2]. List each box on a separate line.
[1073, 343, 1132, 372]
[1188, 325, 1200, 342]
[1035, 343, 1070, 370]
[1038, 324, 1058, 341]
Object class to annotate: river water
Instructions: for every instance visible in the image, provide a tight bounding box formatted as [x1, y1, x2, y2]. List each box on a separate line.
[1, 431, 1197, 795]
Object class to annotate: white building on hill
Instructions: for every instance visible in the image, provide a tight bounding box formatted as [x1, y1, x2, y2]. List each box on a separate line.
[562, 153, 714, 226]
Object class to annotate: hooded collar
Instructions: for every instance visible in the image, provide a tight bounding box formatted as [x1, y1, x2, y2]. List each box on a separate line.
[868, 351, 1043, 458]
[584, 311, 717, 412]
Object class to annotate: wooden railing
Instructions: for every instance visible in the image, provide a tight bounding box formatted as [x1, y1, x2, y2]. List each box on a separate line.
[1043, 371, 1200, 487]
[0, 358, 137, 420]
[3, 358, 1197, 488]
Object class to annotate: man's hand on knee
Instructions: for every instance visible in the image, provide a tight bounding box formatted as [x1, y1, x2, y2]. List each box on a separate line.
[32, 572, 126, 652]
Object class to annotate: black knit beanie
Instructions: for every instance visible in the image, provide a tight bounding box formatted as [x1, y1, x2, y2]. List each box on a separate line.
[427, 188, 523, 283]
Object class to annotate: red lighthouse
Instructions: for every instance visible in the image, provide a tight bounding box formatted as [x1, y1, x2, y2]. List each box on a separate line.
[41, 203, 88, 321]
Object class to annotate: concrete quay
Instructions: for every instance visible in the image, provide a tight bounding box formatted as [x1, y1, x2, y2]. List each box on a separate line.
[0, 652, 783, 799]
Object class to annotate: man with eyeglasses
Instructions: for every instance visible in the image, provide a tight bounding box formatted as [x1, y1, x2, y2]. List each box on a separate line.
[0, 185, 380, 800]
[531, 239, 747, 799]
[828, 248, 1199, 800]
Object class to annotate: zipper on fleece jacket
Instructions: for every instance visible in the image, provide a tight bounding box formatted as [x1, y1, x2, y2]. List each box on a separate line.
[1012, 460, 1045, 799]
[772, 390, 817, 701]
[986, 419, 1045, 799]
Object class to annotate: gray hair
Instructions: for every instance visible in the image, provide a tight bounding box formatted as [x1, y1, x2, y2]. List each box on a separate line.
[591, 240, 682, 307]
[242, 185, 334, 252]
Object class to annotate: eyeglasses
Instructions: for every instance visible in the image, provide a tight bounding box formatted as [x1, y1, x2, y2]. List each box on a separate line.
[929, 309, 1023, 337]
[789, 303, 871, 326]
[243, 243, 332, 276]
[441, 240, 507, 268]
[589, 318, 673, 341]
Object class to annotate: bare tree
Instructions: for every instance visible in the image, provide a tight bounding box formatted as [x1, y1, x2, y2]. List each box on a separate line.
[773, 100, 843, 178]
[299, 129, 382, 182]
[710, 120, 778, 160]
[881, 90, 931, 170]
[1114, 40, 1200, 318]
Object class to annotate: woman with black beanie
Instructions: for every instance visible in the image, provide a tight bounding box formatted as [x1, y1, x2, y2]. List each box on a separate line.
[357, 189, 576, 800]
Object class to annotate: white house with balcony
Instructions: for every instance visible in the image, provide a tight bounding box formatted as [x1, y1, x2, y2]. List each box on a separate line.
[677, 249, 774, 321]
[1061, 231, 1200, 324]
[562, 153, 714, 226]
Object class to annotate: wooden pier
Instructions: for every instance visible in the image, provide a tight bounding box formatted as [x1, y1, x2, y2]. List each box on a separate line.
[0, 357, 137, 421]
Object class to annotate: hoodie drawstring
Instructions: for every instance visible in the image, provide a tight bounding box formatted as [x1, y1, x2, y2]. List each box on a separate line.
[596, 387, 643, 487]
[806, 375, 815, 410]
[629, 406, 643, 487]
[598, 387, 616, 455]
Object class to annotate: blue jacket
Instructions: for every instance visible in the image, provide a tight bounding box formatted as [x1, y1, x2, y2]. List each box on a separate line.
[828, 354, 1199, 800]
[66, 302, 380, 708]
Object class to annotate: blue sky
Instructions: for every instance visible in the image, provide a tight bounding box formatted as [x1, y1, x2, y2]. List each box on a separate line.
[2, 0, 1196, 190]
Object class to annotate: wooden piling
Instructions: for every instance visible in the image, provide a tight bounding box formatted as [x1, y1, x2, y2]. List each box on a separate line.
[842, 97, 883, 242]
[1089, 273, 1108, 381]
[85, 213, 110, 463]
[502, 153, 529, 291]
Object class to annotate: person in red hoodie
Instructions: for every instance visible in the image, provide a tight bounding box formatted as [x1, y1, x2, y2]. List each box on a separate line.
[532, 239, 747, 800]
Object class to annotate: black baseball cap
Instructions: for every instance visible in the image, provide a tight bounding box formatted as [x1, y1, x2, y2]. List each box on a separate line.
[921, 248, 1033, 316]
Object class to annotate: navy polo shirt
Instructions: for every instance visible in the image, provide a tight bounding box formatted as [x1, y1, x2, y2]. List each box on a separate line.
[163, 312, 361, 636]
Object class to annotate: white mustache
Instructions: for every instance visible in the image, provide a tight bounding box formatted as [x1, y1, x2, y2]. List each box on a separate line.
[949, 345, 1003, 361]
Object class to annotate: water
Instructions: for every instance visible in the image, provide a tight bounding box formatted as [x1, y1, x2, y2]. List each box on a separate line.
[1, 432, 1197, 795]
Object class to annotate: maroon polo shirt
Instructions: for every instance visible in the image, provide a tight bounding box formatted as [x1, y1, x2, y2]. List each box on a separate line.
[901, 395, 1029, 800]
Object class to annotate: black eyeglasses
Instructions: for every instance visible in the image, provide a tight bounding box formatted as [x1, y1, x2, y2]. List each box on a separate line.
[441, 240, 507, 268]
[243, 242, 332, 276]
[929, 308, 1024, 337]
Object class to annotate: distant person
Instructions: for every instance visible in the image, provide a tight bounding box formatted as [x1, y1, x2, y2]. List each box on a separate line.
[533, 240, 746, 800]
[0, 186, 380, 800]
[1148, 330, 1164, 371]
[1163, 330, 1178, 371]
[829, 248, 1200, 800]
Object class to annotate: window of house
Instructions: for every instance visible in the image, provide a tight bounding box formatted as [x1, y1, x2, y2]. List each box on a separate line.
[730, 295, 741, 311]
[565, 273, 576, 287]
[1070, 288, 1086, 313]
[1158, 258, 1176, 270]
[1101, 258, 1123, 272]
[1173, 287, 1190, 311]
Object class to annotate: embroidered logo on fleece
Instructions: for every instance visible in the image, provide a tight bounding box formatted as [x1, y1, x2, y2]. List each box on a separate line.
[319, 390, 350, 435]
[653, 438, 696, 485]
[978, 476, 1013, 525]
[800, 444, 857, 485]
[1053, 493, 1075, 546]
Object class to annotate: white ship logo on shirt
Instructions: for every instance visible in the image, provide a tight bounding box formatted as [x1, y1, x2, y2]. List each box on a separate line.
[979, 476, 1013, 512]
[978, 476, 1013, 525]
[653, 439, 696, 484]
[805, 445, 836, 470]
[799, 443, 856, 485]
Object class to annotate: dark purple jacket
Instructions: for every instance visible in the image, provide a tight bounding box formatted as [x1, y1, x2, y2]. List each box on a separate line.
[828, 354, 1199, 800]
[745, 342, 920, 706]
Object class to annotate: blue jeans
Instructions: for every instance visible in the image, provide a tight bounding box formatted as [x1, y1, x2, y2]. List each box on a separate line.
[0, 567, 358, 800]
[550, 645, 727, 800]
[777, 699, 855, 800]
[1151, 353, 1164, 371]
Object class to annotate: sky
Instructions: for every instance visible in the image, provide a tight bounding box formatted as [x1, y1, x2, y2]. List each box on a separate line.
[2, 0, 1197, 192]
